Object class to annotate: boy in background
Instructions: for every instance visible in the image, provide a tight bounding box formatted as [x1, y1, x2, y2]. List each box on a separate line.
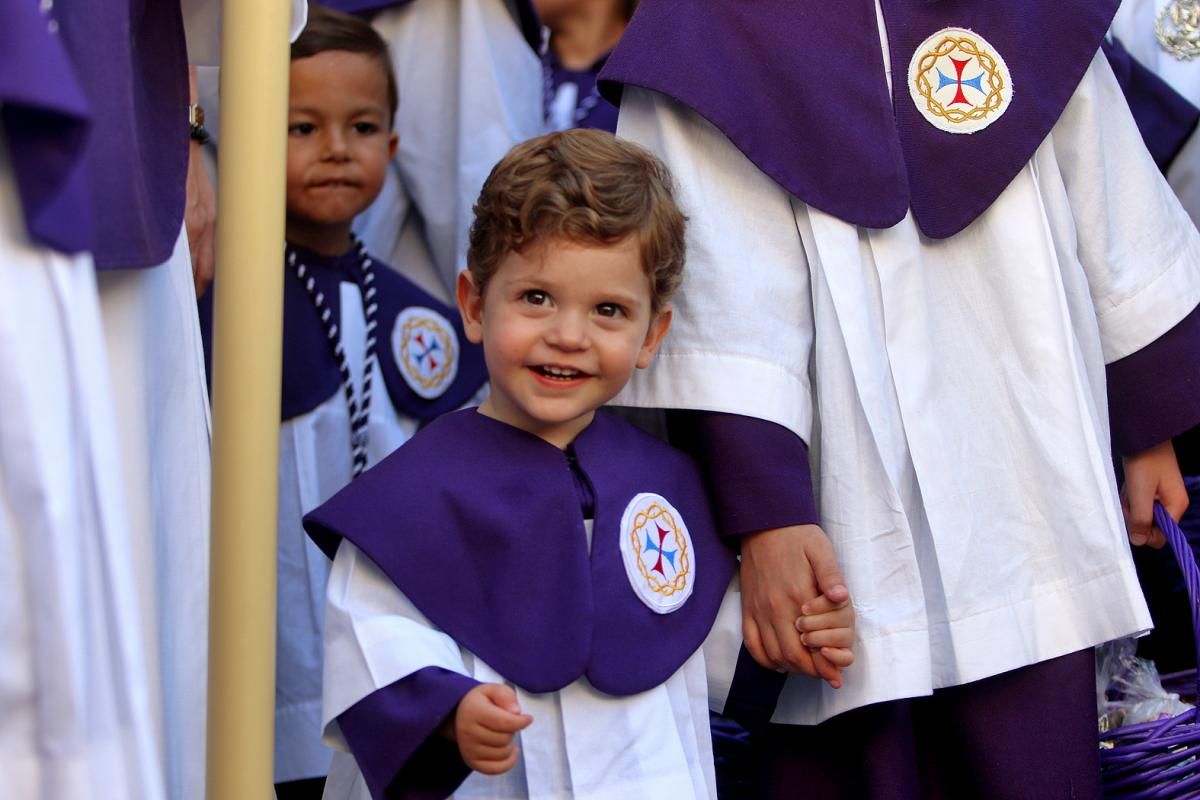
[200, 8, 487, 797]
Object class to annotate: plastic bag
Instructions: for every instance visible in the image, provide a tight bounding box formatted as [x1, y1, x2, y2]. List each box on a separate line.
[1097, 638, 1193, 734]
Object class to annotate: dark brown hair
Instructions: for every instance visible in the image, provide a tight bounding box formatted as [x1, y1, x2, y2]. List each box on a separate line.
[291, 5, 399, 123]
[467, 129, 687, 312]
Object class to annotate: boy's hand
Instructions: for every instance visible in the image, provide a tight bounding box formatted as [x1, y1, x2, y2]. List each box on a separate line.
[740, 524, 851, 687]
[793, 591, 855, 680]
[452, 683, 533, 775]
[1122, 440, 1189, 549]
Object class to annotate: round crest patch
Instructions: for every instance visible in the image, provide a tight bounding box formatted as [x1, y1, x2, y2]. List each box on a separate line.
[908, 27, 1013, 134]
[391, 306, 459, 399]
[619, 492, 694, 614]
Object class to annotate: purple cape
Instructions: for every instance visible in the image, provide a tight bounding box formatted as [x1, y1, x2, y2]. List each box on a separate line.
[305, 408, 737, 696]
[0, 0, 92, 254]
[198, 246, 487, 422]
[55, 0, 190, 269]
[600, 0, 1119, 239]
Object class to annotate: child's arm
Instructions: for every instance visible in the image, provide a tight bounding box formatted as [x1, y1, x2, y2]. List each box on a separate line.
[1122, 440, 1190, 548]
[740, 523, 852, 687]
[442, 683, 534, 775]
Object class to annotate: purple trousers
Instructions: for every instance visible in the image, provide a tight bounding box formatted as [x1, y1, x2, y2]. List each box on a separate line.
[744, 649, 1100, 800]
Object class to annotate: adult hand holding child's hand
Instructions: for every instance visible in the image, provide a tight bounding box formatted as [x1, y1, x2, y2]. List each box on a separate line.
[740, 523, 854, 688]
[452, 683, 533, 775]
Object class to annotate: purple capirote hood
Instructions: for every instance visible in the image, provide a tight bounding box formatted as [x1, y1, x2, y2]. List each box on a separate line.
[600, 0, 1119, 239]
[305, 408, 737, 697]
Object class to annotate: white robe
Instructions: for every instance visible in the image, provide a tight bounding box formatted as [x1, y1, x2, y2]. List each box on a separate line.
[1111, 0, 1200, 226]
[319, 539, 719, 800]
[0, 123, 168, 800]
[614, 47, 1200, 724]
[0, 4, 310, 799]
[274, 281, 420, 783]
[353, 0, 542, 301]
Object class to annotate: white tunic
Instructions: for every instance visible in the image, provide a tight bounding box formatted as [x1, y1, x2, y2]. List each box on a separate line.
[319, 541, 719, 800]
[1112, 0, 1200, 226]
[274, 282, 419, 783]
[354, 0, 542, 300]
[0, 124, 166, 800]
[614, 49, 1200, 724]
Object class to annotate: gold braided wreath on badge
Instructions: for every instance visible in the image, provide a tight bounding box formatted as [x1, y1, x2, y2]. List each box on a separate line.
[619, 492, 696, 614]
[391, 307, 460, 399]
[629, 501, 691, 596]
[908, 28, 1013, 134]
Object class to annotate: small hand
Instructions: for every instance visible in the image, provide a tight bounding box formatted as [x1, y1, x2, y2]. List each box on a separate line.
[453, 683, 533, 775]
[794, 591, 855, 679]
[740, 524, 852, 687]
[1121, 440, 1189, 549]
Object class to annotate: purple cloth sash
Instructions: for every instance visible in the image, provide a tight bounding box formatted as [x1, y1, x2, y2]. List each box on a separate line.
[600, 0, 1118, 238]
[0, 0, 92, 254]
[305, 408, 737, 696]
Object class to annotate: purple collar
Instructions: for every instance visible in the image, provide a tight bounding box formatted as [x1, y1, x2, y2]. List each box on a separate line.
[0, 0, 92, 254]
[600, 0, 1118, 238]
[198, 245, 487, 422]
[305, 409, 736, 696]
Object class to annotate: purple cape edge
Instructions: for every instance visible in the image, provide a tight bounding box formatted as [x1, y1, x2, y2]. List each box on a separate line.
[304, 408, 736, 697]
[600, 0, 1119, 239]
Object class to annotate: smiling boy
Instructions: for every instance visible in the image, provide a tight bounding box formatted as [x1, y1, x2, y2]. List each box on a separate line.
[197, 8, 488, 796]
[304, 130, 854, 799]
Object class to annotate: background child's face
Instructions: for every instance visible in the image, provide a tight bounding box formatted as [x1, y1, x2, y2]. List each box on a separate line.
[286, 51, 397, 238]
[456, 237, 671, 449]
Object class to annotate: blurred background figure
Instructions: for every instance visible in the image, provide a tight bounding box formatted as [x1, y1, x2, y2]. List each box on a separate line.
[535, 0, 636, 133]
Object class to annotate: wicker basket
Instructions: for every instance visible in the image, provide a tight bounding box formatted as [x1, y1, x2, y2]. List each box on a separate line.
[1100, 504, 1200, 799]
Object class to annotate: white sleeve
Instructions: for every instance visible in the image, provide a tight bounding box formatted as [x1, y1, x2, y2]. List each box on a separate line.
[181, 0, 309, 66]
[320, 542, 469, 749]
[613, 88, 817, 441]
[1049, 50, 1200, 361]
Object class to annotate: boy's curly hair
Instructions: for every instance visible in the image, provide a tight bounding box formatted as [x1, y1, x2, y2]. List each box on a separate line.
[466, 129, 687, 313]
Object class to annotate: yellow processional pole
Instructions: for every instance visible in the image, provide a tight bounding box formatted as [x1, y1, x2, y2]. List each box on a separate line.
[206, 1, 292, 797]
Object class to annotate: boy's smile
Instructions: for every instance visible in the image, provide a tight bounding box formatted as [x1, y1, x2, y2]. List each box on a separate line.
[285, 50, 398, 255]
[457, 237, 671, 449]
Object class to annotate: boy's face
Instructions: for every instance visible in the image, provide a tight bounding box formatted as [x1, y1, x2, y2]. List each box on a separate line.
[456, 237, 671, 449]
[286, 50, 397, 249]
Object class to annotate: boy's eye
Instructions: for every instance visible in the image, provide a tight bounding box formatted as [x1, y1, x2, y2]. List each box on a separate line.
[353, 121, 380, 135]
[522, 290, 549, 306]
[288, 122, 315, 136]
[596, 303, 624, 318]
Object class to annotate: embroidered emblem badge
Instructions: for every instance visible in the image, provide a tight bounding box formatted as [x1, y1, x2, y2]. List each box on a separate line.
[619, 492, 694, 614]
[1158, 0, 1200, 61]
[908, 28, 1013, 134]
[391, 307, 459, 399]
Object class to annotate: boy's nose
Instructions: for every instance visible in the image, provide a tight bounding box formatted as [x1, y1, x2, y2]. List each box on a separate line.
[321, 131, 350, 160]
[546, 312, 589, 350]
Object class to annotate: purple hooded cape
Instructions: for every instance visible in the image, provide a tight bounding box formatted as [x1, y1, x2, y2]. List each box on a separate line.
[600, 0, 1119, 238]
[305, 407, 737, 696]
[198, 245, 487, 422]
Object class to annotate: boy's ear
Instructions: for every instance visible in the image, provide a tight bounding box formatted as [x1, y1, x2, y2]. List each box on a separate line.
[636, 306, 672, 369]
[388, 131, 399, 161]
[456, 270, 485, 344]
